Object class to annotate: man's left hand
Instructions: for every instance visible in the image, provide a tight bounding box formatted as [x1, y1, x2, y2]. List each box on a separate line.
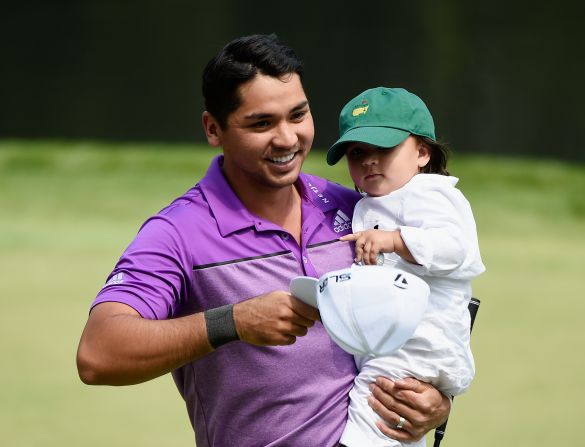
[368, 377, 451, 442]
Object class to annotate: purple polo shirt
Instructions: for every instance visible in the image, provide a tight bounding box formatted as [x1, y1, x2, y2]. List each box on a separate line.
[93, 155, 361, 446]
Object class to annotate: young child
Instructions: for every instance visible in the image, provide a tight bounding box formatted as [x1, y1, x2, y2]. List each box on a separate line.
[327, 87, 485, 447]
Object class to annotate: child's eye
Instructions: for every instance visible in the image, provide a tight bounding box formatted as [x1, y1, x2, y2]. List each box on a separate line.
[347, 147, 364, 159]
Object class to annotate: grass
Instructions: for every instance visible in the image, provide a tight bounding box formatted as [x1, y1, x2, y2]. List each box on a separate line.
[1, 140, 584, 446]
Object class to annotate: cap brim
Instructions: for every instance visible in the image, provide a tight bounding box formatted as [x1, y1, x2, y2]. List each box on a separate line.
[327, 127, 410, 165]
[289, 276, 319, 308]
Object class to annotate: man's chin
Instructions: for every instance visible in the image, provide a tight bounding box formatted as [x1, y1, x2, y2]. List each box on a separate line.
[264, 169, 303, 189]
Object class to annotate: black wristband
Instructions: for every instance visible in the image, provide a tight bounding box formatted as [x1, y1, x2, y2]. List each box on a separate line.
[204, 304, 239, 349]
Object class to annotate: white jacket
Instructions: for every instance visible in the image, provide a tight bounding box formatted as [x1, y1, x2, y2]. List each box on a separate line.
[341, 174, 485, 447]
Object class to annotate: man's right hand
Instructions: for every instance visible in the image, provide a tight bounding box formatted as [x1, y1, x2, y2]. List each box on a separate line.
[233, 291, 320, 346]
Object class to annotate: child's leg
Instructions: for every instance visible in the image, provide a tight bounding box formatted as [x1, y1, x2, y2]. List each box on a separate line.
[340, 360, 426, 447]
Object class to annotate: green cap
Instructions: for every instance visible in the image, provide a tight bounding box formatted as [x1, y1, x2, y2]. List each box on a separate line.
[327, 87, 436, 165]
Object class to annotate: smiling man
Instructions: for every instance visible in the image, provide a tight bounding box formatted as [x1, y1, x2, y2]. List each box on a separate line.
[76, 34, 450, 446]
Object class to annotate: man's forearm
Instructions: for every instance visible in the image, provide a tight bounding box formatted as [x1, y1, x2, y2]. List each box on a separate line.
[77, 292, 320, 386]
[77, 302, 213, 385]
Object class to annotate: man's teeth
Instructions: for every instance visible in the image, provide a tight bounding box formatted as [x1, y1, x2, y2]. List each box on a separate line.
[270, 153, 295, 163]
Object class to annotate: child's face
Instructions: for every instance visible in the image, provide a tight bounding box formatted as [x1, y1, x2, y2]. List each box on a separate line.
[345, 136, 430, 196]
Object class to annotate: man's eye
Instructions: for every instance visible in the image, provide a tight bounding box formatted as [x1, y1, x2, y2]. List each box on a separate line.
[252, 120, 270, 128]
[290, 110, 307, 121]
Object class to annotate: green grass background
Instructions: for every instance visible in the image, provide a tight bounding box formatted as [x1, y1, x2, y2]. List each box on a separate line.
[1, 140, 583, 446]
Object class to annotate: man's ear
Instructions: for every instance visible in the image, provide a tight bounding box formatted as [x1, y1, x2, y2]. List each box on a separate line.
[202, 111, 222, 147]
[417, 143, 431, 168]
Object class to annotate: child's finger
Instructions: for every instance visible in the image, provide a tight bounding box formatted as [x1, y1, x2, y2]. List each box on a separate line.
[366, 241, 377, 264]
[362, 240, 374, 264]
[339, 232, 360, 241]
[354, 239, 365, 263]
[369, 249, 380, 265]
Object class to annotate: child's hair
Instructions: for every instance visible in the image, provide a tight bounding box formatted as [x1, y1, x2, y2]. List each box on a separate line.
[417, 136, 450, 176]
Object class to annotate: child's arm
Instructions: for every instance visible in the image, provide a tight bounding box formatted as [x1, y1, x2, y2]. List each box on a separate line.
[397, 186, 479, 277]
[340, 229, 416, 265]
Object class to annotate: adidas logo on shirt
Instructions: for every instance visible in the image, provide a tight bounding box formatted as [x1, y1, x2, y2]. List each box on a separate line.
[103, 272, 124, 287]
[333, 209, 352, 233]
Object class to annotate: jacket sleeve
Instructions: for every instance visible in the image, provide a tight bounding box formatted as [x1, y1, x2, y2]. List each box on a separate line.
[398, 186, 468, 276]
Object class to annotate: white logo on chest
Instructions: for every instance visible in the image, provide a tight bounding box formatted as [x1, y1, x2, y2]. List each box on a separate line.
[333, 209, 352, 233]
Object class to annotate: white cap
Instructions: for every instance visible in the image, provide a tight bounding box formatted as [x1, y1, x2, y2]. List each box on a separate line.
[290, 264, 429, 356]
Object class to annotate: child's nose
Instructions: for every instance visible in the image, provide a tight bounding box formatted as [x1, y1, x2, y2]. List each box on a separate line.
[362, 152, 378, 165]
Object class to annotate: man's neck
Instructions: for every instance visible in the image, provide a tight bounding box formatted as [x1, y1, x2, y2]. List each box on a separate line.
[238, 183, 303, 244]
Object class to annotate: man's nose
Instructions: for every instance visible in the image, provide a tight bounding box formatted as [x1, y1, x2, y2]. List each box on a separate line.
[273, 122, 298, 148]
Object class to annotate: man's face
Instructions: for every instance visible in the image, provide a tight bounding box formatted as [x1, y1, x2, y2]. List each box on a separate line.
[208, 73, 314, 193]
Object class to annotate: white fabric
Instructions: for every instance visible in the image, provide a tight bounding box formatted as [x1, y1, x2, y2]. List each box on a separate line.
[340, 174, 485, 447]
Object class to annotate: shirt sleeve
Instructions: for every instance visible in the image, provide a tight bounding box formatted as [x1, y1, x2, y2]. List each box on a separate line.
[91, 215, 192, 320]
[398, 186, 468, 276]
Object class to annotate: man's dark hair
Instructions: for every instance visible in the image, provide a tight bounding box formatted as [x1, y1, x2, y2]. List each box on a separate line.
[202, 34, 304, 129]
[417, 136, 450, 175]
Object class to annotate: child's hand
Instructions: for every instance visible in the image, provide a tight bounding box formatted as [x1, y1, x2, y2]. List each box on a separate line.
[340, 230, 398, 265]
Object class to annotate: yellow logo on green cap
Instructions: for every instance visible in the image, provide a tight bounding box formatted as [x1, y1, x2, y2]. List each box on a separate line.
[352, 99, 369, 117]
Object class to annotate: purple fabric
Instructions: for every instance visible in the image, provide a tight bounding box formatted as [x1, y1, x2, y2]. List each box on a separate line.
[93, 156, 362, 446]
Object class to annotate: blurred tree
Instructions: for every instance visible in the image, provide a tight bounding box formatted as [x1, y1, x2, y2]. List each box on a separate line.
[1, 0, 582, 160]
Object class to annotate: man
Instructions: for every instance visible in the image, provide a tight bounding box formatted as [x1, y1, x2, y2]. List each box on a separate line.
[76, 34, 450, 446]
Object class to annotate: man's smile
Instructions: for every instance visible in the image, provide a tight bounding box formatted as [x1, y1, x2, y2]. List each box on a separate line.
[267, 151, 298, 164]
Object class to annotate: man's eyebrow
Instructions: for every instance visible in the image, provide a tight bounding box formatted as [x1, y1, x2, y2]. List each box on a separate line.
[243, 101, 309, 120]
[243, 112, 272, 120]
[291, 100, 309, 112]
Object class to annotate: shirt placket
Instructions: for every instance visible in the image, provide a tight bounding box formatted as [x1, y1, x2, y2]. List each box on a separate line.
[299, 204, 325, 278]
